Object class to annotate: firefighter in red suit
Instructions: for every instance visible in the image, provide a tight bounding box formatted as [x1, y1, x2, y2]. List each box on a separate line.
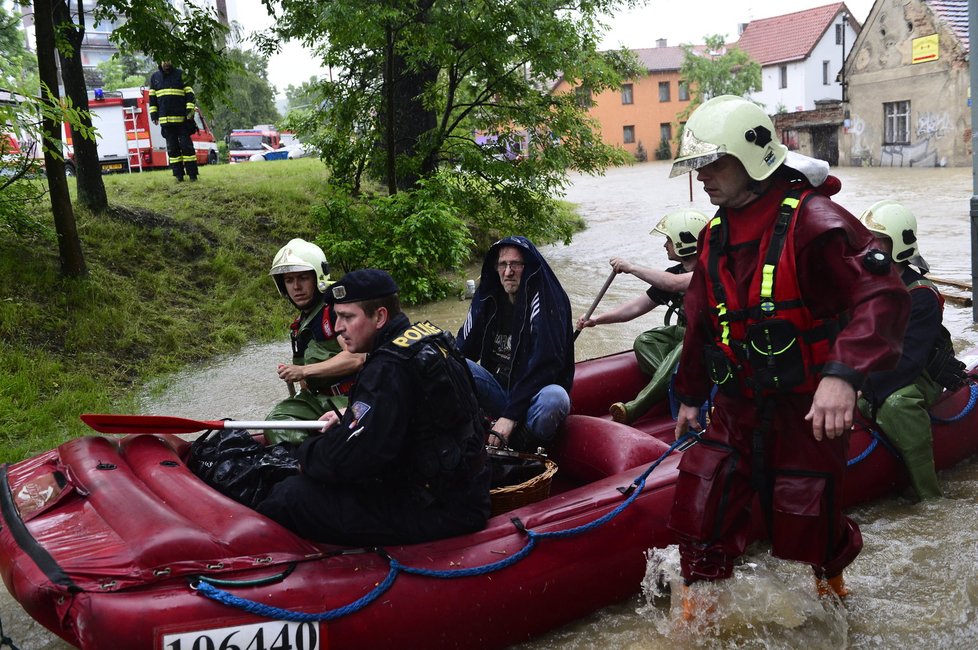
[667, 96, 911, 610]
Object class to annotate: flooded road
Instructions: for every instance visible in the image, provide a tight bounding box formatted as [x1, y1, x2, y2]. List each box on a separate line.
[4, 162, 978, 648]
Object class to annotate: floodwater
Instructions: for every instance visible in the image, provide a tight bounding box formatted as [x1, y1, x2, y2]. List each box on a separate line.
[4, 162, 978, 648]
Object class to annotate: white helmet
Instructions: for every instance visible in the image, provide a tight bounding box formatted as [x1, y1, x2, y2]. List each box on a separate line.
[670, 95, 787, 181]
[859, 200, 925, 266]
[652, 209, 710, 257]
[269, 238, 330, 297]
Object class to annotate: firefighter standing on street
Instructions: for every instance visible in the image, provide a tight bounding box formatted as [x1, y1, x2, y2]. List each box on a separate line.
[149, 61, 199, 181]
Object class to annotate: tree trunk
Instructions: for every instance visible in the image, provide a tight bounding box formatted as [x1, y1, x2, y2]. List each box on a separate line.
[379, 8, 439, 194]
[55, 0, 108, 213]
[34, 0, 87, 277]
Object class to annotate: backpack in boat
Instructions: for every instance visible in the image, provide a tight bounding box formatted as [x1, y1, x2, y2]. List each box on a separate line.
[187, 428, 300, 509]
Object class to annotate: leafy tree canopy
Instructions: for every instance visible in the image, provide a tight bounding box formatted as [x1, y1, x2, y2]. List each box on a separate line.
[95, 53, 154, 91]
[679, 34, 761, 118]
[252, 0, 643, 300]
[207, 48, 280, 140]
[93, 0, 233, 113]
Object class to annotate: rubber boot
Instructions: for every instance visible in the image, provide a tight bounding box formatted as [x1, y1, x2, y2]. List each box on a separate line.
[620, 331, 684, 423]
[815, 573, 849, 599]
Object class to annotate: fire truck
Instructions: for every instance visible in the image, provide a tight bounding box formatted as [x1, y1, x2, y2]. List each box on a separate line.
[63, 87, 218, 175]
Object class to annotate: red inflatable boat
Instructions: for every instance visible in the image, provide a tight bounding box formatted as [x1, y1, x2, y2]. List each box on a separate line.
[2, 351, 978, 649]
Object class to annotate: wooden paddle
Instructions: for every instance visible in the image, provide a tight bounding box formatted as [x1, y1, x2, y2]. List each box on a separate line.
[81, 413, 327, 435]
[573, 267, 618, 341]
[930, 276, 972, 292]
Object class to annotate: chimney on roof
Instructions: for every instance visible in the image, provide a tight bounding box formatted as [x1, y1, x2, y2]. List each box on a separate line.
[738, 23, 749, 35]
[656, 38, 667, 48]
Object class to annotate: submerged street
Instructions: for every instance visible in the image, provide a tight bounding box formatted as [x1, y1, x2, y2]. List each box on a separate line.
[4, 161, 978, 648]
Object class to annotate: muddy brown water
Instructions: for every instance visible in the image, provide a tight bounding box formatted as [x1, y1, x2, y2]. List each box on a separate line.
[4, 162, 978, 648]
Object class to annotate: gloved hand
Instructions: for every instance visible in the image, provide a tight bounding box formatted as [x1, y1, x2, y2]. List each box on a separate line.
[151, 116, 158, 125]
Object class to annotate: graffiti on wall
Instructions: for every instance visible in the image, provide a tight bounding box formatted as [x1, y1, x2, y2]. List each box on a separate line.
[847, 115, 874, 166]
[879, 110, 952, 168]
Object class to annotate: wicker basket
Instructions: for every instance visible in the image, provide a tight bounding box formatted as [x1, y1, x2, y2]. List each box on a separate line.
[488, 449, 558, 516]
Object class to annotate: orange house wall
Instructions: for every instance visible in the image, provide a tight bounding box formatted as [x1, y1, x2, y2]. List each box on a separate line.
[554, 70, 691, 157]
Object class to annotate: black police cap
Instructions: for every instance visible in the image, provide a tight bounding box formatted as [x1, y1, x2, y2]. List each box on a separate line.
[327, 269, 399, 304]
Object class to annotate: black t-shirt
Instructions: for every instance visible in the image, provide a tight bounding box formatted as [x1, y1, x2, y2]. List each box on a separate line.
[645, 263, 688, 325]
[485, 299, 514, 385]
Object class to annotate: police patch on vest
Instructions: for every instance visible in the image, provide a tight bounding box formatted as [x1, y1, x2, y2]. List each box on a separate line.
[393, 321, 444, 347]
[349, 400, 371, 425]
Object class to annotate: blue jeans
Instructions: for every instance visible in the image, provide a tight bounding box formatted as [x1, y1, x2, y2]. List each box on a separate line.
[466, 360, 570, 450]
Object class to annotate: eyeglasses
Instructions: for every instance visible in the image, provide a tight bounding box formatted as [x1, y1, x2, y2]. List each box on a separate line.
[496, 261, 525, 272]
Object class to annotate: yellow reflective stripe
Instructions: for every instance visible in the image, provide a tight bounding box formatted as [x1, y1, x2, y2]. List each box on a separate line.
[160, 116, 185, 123]
[148, 89, 157, 96]
[149, 106, 158, 114]
[709, 216, 722, 228]
[782, 197, 800, 209]
[760, 263, 775, 299]
[185, 103, 196, 111]
[184, 86, 194, 93]
[155, 89, 186, 97]
[717, 303, 729, 345]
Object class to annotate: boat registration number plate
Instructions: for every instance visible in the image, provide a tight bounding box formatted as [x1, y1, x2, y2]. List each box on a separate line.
[162, 620, 319, 650]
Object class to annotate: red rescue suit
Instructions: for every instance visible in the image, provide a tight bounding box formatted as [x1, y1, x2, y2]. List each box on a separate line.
[669, 176, 910, 582]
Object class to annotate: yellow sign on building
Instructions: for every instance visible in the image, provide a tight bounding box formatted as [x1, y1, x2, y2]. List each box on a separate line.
[912, 34, 939, 64]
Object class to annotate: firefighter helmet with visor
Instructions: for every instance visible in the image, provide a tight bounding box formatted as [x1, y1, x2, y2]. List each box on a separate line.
[652, 209, 710, 257]
[670, 95, 788, 181]
[269, 238, 330, 297]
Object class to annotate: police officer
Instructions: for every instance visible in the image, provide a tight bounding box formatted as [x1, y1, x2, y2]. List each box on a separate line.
[257, 269, 491, 545]
[265, 239, 364, 444]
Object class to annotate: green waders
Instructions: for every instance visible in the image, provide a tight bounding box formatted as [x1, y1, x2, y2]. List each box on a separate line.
[618, 324, 685, 423]
[859, 371, 943, 500]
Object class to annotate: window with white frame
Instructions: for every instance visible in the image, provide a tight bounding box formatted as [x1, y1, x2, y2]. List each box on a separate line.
[883, 101, 911, 144]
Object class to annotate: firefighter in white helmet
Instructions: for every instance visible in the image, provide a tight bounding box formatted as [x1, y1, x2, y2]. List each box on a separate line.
[576, 209, 709, 424]
[666, 95, 911, 611]
[264, 238, 365, 443]
[858, 200, 966, 501]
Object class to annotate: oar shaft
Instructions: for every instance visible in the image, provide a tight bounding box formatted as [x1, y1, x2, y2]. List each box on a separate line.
[574, 268, 618, 340]
[81, 413, 327, 434]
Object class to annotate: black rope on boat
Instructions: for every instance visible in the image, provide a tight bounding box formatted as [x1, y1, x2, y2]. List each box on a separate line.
[0, 616, 23, 650]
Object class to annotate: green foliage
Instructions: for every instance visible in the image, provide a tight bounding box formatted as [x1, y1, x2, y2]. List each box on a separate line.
[634, 140, 648, 162]
[0, 4, 38, 92]
[259, 0, 642, 194]
[654, 138, 671, 160]
[207, 49, 281, 140]
[679, 34, 761, 119]
[96, 54, 154, 90]
[313, 174, 473, 304]
[283, 77, 323, 113]
[92, 0, 233, 111]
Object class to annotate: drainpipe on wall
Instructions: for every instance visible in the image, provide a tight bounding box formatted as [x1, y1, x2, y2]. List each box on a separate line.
[970, 0, 978, 322]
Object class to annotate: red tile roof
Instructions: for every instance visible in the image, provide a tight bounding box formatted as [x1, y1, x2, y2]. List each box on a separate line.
[736, 2, 852, 66]
[927, 0, 969, 51]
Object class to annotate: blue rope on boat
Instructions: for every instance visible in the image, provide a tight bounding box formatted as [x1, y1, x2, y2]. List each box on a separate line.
[195, 561, 400, 622]
[930, 382, 978, 424]
[847, 436, 879, 466]
[194, 432, 697, 619]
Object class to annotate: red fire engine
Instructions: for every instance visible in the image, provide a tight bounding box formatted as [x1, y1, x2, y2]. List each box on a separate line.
[63, 87, 218, 175]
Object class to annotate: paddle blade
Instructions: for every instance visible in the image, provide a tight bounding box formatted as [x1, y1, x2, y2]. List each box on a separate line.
[81, 414, 224, 434]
